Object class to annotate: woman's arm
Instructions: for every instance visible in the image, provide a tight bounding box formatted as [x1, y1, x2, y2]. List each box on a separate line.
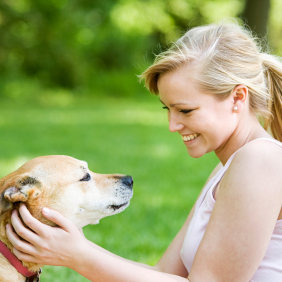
[76, 161, 222, 281]
[82, 202, 194, 276]
[6, 205, 190, 282]
[72, 242, 192, 282]
[188, 142, 282, 282]
[154, 162, 223, 276]
[82, 232, 156, 271]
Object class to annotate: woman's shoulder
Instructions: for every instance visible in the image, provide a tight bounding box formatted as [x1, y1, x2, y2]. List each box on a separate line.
[233, 138, 282, 169]
[222, 138, 282, 198]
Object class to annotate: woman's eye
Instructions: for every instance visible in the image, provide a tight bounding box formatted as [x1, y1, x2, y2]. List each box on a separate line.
[162, 106, 169, 110]
[80, 173, 91, 182]
[180, 109, 193, 114]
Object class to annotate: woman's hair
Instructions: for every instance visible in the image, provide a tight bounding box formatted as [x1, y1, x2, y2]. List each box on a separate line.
[140, 21, 282, 141]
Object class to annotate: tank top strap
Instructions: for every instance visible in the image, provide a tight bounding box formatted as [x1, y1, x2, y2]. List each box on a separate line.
[195, 137, 282, 209]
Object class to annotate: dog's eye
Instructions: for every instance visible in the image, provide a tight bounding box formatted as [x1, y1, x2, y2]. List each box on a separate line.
[80, 173, 91, 182]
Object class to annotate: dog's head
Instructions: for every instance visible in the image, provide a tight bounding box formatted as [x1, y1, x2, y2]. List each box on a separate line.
[0, 155, 133, 228]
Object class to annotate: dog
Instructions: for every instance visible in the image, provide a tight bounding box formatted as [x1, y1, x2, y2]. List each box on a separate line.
[0, 155, 133, 282]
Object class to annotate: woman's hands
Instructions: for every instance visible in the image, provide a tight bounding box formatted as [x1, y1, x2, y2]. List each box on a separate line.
[5, 205, 191, 282]
[4, 205, 191, 282]
[5, 204, 88, 268]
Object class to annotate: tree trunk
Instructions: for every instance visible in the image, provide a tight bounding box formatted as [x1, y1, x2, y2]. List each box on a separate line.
[241, 0, 270, 38]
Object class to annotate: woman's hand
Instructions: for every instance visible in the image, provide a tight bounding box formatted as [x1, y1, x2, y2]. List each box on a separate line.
[6, 204, 88, 268]
[5, 205, 190, 282]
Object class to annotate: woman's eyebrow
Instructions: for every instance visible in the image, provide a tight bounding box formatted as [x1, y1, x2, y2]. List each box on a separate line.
[159, 99, 193, 107]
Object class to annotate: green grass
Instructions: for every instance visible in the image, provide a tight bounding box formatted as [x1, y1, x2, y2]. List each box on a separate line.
[0, 95, 218, 281]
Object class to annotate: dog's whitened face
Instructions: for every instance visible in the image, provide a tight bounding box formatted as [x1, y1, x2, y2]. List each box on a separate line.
[0, 155, 133, 229]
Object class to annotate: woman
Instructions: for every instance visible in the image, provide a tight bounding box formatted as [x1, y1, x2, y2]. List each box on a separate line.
[6, 21, 282, 281]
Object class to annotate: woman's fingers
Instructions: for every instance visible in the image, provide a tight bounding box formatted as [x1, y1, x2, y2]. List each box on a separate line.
[12, 248, 37, 263]
[10, 209, 40, 244]
[42, 207, 75, 232]
[6, 223, 37, 255]
[6, 205, 83, 267]
[18, 204, 74, 234]
[18, 204, 47, 236]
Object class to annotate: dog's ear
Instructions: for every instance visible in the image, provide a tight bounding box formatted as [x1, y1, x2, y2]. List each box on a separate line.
[0, 192, 13, 215]
[4, 186, 29, 202]
[0, 175, 42, 215]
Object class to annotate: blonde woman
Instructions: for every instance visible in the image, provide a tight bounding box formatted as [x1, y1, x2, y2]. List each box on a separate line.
[6, 21, 282, 282]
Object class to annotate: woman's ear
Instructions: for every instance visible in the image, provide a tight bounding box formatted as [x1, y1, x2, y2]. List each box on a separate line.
[232, 84, 248, 112]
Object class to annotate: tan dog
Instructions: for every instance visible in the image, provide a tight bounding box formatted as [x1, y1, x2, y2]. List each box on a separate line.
[0, 155, 133, 282]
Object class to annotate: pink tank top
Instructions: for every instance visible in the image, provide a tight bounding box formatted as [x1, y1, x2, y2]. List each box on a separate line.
[180, 138, 282, 281]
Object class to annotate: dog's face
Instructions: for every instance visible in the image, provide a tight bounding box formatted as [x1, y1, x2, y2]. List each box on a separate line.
[0, 155, 133, 229]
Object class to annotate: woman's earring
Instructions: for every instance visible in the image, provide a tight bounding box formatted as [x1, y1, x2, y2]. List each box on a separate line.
[234, 106, 238, 111]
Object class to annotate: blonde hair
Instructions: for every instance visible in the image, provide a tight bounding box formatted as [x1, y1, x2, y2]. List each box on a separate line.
[140, 22, 282, 141]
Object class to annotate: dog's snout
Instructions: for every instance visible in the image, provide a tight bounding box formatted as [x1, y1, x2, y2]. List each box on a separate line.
[121, 175, 133, 188]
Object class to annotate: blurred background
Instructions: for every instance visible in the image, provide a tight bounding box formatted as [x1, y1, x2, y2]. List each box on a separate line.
[0, 0, 280, 281]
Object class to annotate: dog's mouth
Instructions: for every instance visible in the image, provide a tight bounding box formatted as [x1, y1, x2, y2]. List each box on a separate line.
[109, 202, 128, 211]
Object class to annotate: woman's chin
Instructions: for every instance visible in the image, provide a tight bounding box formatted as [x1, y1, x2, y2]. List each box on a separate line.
[186, 148, 205, 158]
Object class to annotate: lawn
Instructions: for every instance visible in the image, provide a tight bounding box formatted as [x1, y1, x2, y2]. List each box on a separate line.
[0, 95, 218, 281]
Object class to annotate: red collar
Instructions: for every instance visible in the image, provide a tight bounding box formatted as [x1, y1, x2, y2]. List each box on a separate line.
[0, 240, 39, 279]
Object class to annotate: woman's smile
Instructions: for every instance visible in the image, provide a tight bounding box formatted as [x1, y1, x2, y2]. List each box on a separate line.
[181, 133, 200, 142]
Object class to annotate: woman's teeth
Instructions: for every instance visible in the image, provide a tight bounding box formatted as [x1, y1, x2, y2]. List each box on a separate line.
[182, 133, 200, 142]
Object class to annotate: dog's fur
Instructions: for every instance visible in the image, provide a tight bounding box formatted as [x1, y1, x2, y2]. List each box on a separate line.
[0, 155, 133, 282]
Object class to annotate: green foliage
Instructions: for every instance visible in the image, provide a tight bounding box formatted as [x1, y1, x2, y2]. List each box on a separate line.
[111, 0, 244, 41]
[2, 0, 282, 97]
[3, 0, 282, 94]
[268, 0, 282, 55]
[0, 96, 218, 281]
[0, 0, 246, 94]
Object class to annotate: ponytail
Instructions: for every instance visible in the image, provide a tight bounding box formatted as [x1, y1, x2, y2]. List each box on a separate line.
[261, 53, 282, 142]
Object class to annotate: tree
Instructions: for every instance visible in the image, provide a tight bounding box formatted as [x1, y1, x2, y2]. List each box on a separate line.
[241, 0, 270, 38]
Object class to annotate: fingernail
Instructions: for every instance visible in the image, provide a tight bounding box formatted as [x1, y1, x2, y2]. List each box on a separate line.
[42, 207, 50, 215]
[6, 224, 9, 230]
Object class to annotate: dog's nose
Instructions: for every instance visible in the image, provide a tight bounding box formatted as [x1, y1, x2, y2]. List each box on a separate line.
[121, 176, 133, 188]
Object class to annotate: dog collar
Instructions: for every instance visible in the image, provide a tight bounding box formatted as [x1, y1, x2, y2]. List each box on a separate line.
[0, 240, 41, 281]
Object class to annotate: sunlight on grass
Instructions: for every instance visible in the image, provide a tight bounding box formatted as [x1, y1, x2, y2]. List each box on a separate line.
[151, 143, 173, 158]
[0, 108, 167, 126]
[0, 97, 218, 281]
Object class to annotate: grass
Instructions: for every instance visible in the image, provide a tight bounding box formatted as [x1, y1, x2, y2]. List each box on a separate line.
[0, 95, 218, 281]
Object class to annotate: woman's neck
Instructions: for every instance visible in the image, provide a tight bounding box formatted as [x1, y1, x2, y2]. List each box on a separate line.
[215, 116, 272, 165]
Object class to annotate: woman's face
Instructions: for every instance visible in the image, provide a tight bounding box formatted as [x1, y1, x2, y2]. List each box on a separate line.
[157, 65, 238, 158]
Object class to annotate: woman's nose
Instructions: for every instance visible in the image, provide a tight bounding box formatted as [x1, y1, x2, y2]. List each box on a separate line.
[169, 116, 184, 132]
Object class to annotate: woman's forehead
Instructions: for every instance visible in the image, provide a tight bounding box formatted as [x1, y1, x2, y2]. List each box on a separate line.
[158, 63, 200, 90]
[158, 73, 208, 105]
[158, 74, 221, 108]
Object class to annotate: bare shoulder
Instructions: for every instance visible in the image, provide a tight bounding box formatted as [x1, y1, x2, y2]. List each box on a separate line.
[230, 139, 282, 174]
[189, 139, 282, 281]
[222, 139, 282, 201]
